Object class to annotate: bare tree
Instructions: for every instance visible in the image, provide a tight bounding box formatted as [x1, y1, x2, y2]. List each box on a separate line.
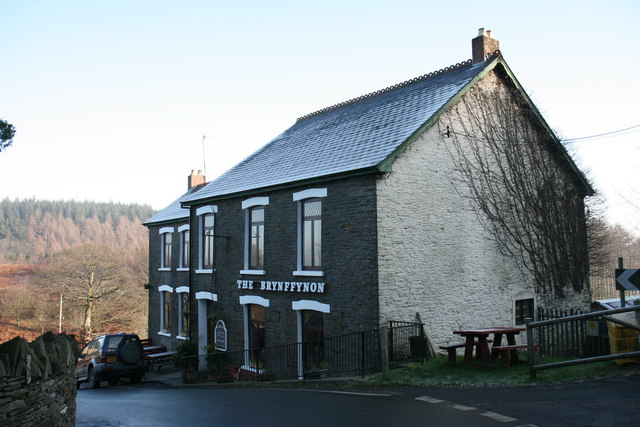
[441, 76, 591, 296]
[41, 243, 128, 339]
[1, 282, 35, 327]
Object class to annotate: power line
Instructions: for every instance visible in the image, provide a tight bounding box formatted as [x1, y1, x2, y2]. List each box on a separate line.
[569, 124, 640, 142]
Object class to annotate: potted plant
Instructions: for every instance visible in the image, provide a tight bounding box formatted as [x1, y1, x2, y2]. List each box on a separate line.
[173, 340, 198, 383]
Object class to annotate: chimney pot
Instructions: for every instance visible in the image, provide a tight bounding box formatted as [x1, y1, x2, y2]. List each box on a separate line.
[187, 169, 206, 190]
[472, 28, 499, 63]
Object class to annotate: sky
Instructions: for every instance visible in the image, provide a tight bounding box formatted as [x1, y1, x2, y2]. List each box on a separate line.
[2, 1, 639, 232]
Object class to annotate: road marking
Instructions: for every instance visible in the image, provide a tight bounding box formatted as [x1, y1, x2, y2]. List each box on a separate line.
[451, 404, 477, 411]
[290, 389, 392, 397]
[415, 395, 444, 403]
[325, 390, 393, 397]
[481, 411, 518, 422]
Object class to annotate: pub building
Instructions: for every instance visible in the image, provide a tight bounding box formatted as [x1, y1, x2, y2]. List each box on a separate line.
[143, 30, 592, 374]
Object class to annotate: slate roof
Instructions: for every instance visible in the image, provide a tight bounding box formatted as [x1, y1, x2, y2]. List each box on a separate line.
[181, 58, 492, 204]
[143, 183, 206, 226]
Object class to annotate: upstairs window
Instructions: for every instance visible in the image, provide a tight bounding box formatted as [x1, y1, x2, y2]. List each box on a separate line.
[159, 227, 174, 270]
[178, 225, 190, 270]
[196, 206, 217, 273]
[241, 197, 269, 275]
[250, 207, 265, 269]
[203, 214, 214, 269]
[302, 199, 322, 270]
[293, 189, 326, 276]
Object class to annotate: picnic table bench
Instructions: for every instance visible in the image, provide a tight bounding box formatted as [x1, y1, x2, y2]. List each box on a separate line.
[453, 327, 525, 365]
[439, 340, 493, 364]
[145, 351, 177, 372]
[143, 345, 165, 356]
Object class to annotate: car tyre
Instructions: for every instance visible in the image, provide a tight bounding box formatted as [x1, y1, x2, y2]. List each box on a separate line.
[87, 367, 100, 389]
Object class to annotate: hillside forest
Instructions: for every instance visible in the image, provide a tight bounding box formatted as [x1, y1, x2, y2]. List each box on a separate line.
[0, 198, 638, 344]
[0, 199, 155, 344]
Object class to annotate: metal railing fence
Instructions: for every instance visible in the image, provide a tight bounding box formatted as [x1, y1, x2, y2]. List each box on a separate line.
[177, 322, 424, 383]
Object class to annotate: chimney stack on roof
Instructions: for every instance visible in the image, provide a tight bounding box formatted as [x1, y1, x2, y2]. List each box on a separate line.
[472, 28, 500, 63]
[188, 169, 206, 190]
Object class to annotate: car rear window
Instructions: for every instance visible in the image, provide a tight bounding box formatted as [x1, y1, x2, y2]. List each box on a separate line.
[105, 336, 124, 349]
[105, 335, 138, 350]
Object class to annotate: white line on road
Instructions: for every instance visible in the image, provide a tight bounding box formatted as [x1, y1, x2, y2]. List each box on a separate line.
[450, 404, 477, 411]
[414, 395, 444, 404]
[481, 411, 518, 422]
[288, 389, 392, 397]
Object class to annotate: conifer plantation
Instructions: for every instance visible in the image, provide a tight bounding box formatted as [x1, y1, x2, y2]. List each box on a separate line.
[0, 199, 154, 343]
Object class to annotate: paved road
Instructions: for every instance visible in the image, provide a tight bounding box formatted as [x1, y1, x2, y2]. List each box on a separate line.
[76, 374, 640, 426]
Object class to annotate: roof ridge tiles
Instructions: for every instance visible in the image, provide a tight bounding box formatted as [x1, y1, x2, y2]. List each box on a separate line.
[296, 58, 474, 123]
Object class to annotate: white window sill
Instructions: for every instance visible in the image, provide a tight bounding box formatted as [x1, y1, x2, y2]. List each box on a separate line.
[158, 331, 171, 337]
[240, 269, 266, 275]
[177, 268, 189, 272]
[158, 268, 172, 272]
[177, 335, 188, 341]
[293, 270, 324, 277]
[195, 269, 214, 274]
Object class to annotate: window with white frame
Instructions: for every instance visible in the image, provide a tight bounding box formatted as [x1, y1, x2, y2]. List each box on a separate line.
[292, 300, 330, 378]
[176, 286, 190, 339]
[159, 227, 174, 270]
[241, 197, 269, 274]
[178, 224, 190, 270]
[240, 295, 269, 371]
[293, 189, 326, 276]
[158, 285, 173, 336]
[196, 206, 217, 272]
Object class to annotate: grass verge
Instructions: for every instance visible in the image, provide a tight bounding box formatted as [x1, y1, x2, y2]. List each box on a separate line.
[357, 355, 640, 388]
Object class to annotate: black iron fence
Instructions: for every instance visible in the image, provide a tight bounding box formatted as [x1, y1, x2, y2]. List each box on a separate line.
[178, 322, 424, 384]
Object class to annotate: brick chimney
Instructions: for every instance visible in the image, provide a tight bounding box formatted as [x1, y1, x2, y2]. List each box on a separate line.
[188, 169, 206, 189]
[472, 28, 500, 63]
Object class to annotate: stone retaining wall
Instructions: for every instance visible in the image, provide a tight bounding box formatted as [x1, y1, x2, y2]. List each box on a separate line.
[0, 332, 80, 427]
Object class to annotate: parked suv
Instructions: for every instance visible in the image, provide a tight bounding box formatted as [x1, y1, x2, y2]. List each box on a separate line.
[76, 333, 145, 388]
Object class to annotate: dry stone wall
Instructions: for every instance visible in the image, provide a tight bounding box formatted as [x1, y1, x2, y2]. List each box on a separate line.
[0, 332, 80, 427]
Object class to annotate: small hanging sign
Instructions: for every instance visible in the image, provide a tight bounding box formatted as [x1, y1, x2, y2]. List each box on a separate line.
[215, 320, 227, 351]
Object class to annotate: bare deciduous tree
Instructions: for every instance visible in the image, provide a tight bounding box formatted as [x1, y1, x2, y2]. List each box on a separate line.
[41, 243, 127, 339]
[1, 282, 35, 327]
[441, 76, 591, 296]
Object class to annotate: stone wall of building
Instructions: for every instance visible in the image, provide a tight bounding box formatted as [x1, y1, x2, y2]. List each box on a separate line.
[0, 332, 80, 427]
[147, 174, 381, 353]
[376, 72, 589, 348]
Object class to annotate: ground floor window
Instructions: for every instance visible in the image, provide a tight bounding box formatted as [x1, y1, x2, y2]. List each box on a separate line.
[178, 291, 190, 338]
[247, 304, 266, 369]
[302, 310, 325, 372]
[515, 298, 534, 325]
[158, 287, 173, 335]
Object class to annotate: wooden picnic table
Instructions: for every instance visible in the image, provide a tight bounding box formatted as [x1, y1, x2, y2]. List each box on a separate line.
[143, 345, 165, 355]
[453, 327, 525, 365]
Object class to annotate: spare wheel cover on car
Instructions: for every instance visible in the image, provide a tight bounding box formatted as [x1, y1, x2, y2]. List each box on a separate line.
[119, 341, 142, 364]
